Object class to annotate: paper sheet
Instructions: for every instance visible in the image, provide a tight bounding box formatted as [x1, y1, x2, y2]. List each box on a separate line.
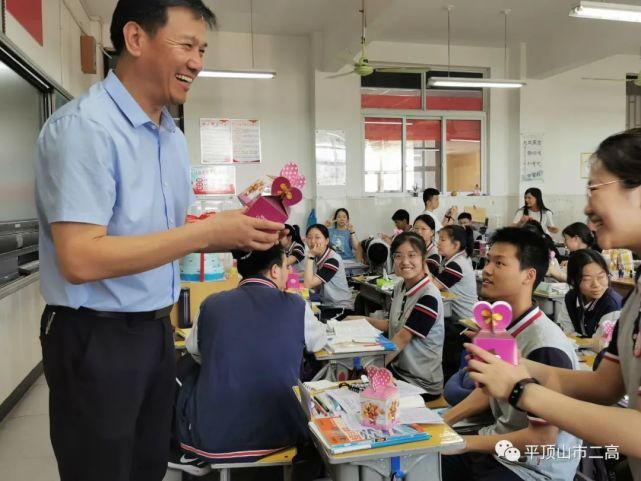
[398, 407, 444, 425]
[332, 319, 381, 341]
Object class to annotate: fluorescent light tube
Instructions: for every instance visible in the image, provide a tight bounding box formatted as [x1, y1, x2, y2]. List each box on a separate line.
[569, 1, 641, 23]
[199, 70, 276, 79]
[428, 77, 525, 88]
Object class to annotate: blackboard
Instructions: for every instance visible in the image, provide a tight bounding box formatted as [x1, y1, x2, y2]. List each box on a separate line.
[0, 56, 42, 222]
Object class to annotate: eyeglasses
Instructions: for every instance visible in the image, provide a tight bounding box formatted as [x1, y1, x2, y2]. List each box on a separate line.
[392, 252, 421, 262]
[580, 273, 609, 284]
[586, 179, 624, 197]
[412, 227, 430, 233]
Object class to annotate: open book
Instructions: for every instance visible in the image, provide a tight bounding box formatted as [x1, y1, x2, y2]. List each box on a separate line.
[309, 416, 430, 455]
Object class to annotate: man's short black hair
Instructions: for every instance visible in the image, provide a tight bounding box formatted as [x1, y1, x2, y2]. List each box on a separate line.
[110, 0, 216, 55]
[422, 188, 440, 204]
[458, 212, 472, 222]
[232, 245, 285, 279]
[391, 209, 410, 223]
[489, 227, 549, 288]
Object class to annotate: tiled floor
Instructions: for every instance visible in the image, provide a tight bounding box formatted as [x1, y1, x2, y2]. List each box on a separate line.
[0, 375, 182, 481]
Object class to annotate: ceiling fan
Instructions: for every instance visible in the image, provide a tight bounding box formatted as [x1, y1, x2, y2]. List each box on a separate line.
[327, 0, 429, 79]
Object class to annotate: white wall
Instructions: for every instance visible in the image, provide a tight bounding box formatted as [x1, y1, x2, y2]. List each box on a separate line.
[184, 31, 314, 228]
[4, 0, 104, 96]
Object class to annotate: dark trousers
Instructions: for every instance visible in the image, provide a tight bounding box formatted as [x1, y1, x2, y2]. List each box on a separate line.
[442, 319, 466, 383]
[441, 452, 523, 481]
[40, 305, 176, 481]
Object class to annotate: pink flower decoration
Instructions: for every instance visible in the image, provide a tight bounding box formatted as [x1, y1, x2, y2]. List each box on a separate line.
[280, 163, 306, 190]
[367, 366, 394, 392]
[472, 301, 512, 333]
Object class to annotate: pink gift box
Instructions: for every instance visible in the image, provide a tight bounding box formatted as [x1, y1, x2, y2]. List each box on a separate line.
[472, 301, 517, 365]
[360, 367, 400, 430]
[244, 195, 290, 224]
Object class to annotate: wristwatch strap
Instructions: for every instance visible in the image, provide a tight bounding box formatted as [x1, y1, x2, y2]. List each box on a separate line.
[508, 377, 539, 411]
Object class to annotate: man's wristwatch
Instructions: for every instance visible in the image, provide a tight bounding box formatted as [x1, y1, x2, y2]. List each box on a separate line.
[508, 377, 539, 411]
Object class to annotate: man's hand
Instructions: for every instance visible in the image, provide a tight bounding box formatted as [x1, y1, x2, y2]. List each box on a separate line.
[465, 343, 532, 401]
[199, 209, 284, 252]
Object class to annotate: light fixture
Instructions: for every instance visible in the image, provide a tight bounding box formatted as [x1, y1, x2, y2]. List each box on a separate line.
[569, 1, 641, 23]
[199, 70, 275, 79]
[428, 8, 525, 89]
[199, 0, 276, 79]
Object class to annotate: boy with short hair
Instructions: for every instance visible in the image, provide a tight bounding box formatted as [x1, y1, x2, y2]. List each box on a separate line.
[442, 227, 580, 481]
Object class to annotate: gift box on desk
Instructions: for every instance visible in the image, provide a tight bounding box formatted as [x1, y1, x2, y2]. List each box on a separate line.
[472, 301, 517, 365]
[360, 367, 399, 430]
[239, 163, 305, 223]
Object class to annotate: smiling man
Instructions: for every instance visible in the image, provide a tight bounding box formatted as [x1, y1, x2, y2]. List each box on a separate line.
[441, 227, 581, 481]
[34, 2, 287, 481]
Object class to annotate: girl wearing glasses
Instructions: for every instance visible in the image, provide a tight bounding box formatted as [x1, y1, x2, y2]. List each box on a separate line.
[557, 249, 622, 354]
[346, 232, 445, 400]
[412, 214, 441, 276]
[512, 187, 559, 235]
[465, 128, 641, 479]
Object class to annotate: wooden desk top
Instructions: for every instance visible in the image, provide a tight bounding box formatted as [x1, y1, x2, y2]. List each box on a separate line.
[612, 277, 635, 287]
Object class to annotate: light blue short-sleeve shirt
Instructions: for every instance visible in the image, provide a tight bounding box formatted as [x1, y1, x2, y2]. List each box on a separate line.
[35, 71, 193, 312]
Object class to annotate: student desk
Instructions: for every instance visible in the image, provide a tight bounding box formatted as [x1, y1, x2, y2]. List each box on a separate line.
[352, 278, 454, 318]
[210, 446, 297, 481]
[169, 275, 240, 327]
[533, 288, 565, 321]
[313, 343, 397, 381]
[567, 334, 596, 371]
[344, 260, 368, 277]
[611, 277, 635, 299]
[293, 387, 465, 481]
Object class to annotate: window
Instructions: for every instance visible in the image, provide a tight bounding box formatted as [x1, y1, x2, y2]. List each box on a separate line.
[362, 70, 486, 194]
[626, 74, 641, 129]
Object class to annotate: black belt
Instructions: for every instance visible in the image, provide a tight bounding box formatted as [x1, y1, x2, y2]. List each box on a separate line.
[50, 305, 173, 321]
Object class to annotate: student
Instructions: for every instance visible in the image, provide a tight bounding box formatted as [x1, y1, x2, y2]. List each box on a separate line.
[422, 188, 457, 234]
[512, 187, 558, 234]
[281, 224, 306, 271]
[442, 227, 580, 481]
[382, 209, 412, 245]
[457, 212, 473, 227]
[324, 208, 362, 262]
[304, 224, 354, 320]
[432, 225, 478, 380]
[557, 249, 622, 353]
[412, 214, 441, 276]
[522, 219, 564, 281]
[347, 232, 445, 400]
[465, 128, 641, 481]
[562, 222, 595, 253]
[173, 245, 327, 471]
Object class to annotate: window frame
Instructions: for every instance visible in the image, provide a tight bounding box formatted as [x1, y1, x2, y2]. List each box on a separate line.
[361, 68, 489, 196]
[362, 109, 486, 195]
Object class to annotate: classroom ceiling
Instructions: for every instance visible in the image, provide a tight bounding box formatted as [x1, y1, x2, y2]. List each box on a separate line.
[80, 0, 641, 78]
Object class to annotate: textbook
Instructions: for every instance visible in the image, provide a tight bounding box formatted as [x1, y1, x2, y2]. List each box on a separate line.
[308, 416, 430, 455]
[326, 334, 396, 354]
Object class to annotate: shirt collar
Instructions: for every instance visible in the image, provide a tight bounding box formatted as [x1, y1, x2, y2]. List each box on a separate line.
[103, 70, 176, 132]
[506, 304, 543, 337]
[403, 275, 431, 297]
[426, 241, 435, 252]
[445, 250, 466, 265]
[238, 275, 279, 289]
[316, 247, 333, 267]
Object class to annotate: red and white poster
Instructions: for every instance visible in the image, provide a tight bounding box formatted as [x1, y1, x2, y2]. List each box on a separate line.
[191, 165, 236, 196]
[7, 0, 43, 46]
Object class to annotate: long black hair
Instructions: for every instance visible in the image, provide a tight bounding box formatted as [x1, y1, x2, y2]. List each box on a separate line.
[521, 187, 551, 216]
[566, 249, 610, 291]
[231, 245, 285, 279]
[440, 225, 474, 257]
[522, 219, 560, 260]
[561, 222, 594, 250]
[284, 224, 303, 246]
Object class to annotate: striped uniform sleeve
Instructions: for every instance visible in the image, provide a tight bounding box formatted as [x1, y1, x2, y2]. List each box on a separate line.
[525, 347, 573, 425]
[290, 242, 305, 262]
[426, 254, 441, 277]
[603, 321, 620, 364]
[435, 261, 463, 288]
[404, 294, 439, 339]
[315, 258, 339, 284]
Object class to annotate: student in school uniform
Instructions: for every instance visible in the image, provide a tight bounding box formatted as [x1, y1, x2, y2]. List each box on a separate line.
[457, 212, 472, 227]
[442, 227, 580, 481]
[280, 224, 306, 271]
[464, 128, 641, 481]
[303, 224, 354, 320]
[512, 187, 558, 234]
[432, 225, 478, 381]
[382, 209, 412, 245]
[422, 188, 457, 234]
[171, 245, 327, 473]
[324, 208, 362, 262]
[522, 219, 564, 282]
[347, 232, 445, 400]
[547, 222, 596, 282]
[412, 214, 441, 277]
[557, 249, 622, 353]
